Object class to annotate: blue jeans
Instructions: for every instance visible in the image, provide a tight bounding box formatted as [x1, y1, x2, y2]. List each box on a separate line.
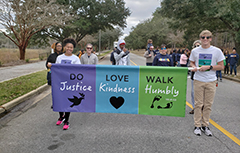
[216, 70, 222, 79]
[146, 63, 152, 66]
[230, 64, 237, 75]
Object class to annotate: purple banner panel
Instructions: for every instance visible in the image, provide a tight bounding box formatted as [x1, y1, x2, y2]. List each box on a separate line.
[51, 64, 96, 112]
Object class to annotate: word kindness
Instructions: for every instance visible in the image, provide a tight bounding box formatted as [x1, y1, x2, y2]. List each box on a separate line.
[99, 75, 135, 93]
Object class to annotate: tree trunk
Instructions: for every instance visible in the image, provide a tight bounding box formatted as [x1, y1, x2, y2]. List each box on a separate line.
[19, 47, 26, 60]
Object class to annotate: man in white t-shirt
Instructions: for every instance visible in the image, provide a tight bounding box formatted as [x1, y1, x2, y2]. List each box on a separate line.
[189, 30, 225, 137]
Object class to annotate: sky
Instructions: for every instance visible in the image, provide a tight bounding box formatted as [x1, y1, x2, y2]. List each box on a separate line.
[120, 0, 161, 39]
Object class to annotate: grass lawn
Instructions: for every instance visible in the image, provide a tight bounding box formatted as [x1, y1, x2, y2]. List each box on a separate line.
[0, 70, 47, 106]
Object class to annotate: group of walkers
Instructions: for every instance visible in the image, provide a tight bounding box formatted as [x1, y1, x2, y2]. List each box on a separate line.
[45, 30, 238, 138]
[143, 39, 192, 67]
[46, 38, 98, 130]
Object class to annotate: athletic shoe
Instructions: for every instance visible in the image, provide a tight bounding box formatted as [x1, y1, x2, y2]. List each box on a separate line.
[194, 127, 201, 136]
[189, 109, 194, 114]
[56, 116, 65, 125]
[63, 122, 70, 130]
[201, 126, 212, 136]
[234, 75, 237, 77]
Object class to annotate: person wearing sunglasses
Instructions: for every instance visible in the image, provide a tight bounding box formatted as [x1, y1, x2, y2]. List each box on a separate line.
[152, 44, 173, 66]
[144, 45, 155, 66]
[189, 30, 225, 137]
[80, 43, 98, 65]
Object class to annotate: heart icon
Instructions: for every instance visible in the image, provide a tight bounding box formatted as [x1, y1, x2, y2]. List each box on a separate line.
[109, 96, 124, 109]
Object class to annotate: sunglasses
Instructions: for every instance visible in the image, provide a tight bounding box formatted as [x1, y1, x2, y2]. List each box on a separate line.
[86, 47, 92, 50]
[161, 47, 166, 50]
[194, 45, 200, 48]
[201, 36, 211, 39]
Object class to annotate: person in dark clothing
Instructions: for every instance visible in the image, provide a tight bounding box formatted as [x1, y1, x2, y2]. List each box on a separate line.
[154, 46, 160, 56]
[110, 47, 117, 65]
[152, 44, 173, 66]
[224, 50, 230, 76]
[228, 48, 239, 77]
[175, 49, 181, 66]
[172, 49, 176, 66]
[46, 42, 63, 85]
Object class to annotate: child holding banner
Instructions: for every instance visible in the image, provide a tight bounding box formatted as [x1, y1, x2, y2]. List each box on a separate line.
[54, 38, 81, 130]
[152, 44, 173, 66]
[190, 30, 225, 136]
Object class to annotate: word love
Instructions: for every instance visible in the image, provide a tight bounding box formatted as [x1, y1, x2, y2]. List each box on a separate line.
[106, 75, 129, 82]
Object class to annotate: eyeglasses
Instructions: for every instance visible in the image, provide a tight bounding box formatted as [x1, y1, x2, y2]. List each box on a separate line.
[161, 47, 166, 50]
[56, 45, 62, 47]
[201, 36, 211, 39]
[86, 47, 92, 50]
[194, 45, 200, 48]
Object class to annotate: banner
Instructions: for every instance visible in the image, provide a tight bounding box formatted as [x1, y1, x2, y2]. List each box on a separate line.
[51, 64, 188, 117]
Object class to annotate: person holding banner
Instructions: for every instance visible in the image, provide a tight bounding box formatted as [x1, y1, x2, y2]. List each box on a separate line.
[80, 43, 98, 65]
[190, 30, 225, 136]
[152, 44, 173, 66]
[113, 39, 130, 65]
[54, 38, 81, 130]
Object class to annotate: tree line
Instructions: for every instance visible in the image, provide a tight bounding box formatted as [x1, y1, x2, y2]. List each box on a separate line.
[0, 0, 130, 60]
[125, 0, 240, 65]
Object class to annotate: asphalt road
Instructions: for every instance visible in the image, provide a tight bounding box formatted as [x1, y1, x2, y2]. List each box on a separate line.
[0, 53, 239, 153]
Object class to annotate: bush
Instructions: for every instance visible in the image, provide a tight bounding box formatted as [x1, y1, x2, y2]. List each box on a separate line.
[25, 59, 30, 63]
[39, 56, 44, 60]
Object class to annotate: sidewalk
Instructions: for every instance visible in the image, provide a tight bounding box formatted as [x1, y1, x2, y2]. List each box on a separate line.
[0, 61, 46, 83]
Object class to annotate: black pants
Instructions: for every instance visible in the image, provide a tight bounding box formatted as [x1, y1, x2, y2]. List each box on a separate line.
[224, 65, 229, 74]
[59, 112, 70, 122]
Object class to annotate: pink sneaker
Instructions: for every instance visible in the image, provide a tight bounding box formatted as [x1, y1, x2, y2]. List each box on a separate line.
[56, 117, 65, 125]
[63, 122, 69, 130]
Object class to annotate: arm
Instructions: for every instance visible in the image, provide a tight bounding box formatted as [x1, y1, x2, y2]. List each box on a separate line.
[95, 55, 98, 65]
[114, 52, 125, 63]
[144, 51, 150, 58]
[190, 61, 198, 72]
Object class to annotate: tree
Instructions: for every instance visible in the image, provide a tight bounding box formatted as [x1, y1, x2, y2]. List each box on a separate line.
[160, 0, 240, 64]
[0, 0, 70, 60]
[37, 0, 131, 45]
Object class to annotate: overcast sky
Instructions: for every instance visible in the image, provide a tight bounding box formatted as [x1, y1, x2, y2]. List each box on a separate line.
[120, 0, 161, 39]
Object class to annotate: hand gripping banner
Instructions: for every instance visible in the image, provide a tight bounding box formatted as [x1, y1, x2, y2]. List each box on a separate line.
[51, 64, 188, 117]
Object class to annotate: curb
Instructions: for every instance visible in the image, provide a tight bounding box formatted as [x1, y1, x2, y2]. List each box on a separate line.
[0, 84, 50, 115]
[222, 76, 240, 83]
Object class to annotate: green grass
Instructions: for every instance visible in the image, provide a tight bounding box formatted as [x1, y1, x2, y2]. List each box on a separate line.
[0, 70, 47, 106]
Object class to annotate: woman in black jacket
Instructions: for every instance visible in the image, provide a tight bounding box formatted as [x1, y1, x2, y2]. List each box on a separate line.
[46, 42, 63, 85]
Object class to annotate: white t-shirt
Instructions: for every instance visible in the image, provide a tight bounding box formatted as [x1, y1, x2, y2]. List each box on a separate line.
[189, 45, 225, 82]
[56, 54, 81, 64]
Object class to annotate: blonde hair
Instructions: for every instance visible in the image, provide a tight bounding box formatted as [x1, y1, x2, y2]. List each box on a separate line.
[147, 39, 152, 43]
[192, 40, 201, 49]
[199, 30, 212, 38]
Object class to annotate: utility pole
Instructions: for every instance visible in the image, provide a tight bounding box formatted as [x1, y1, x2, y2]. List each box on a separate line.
[99, 30, 101, 55]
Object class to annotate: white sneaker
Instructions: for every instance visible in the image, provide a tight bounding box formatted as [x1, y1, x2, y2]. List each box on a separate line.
[234, 75, 237, 77]
[194, 127, 201, 136]
[201, 127, 212, 136]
